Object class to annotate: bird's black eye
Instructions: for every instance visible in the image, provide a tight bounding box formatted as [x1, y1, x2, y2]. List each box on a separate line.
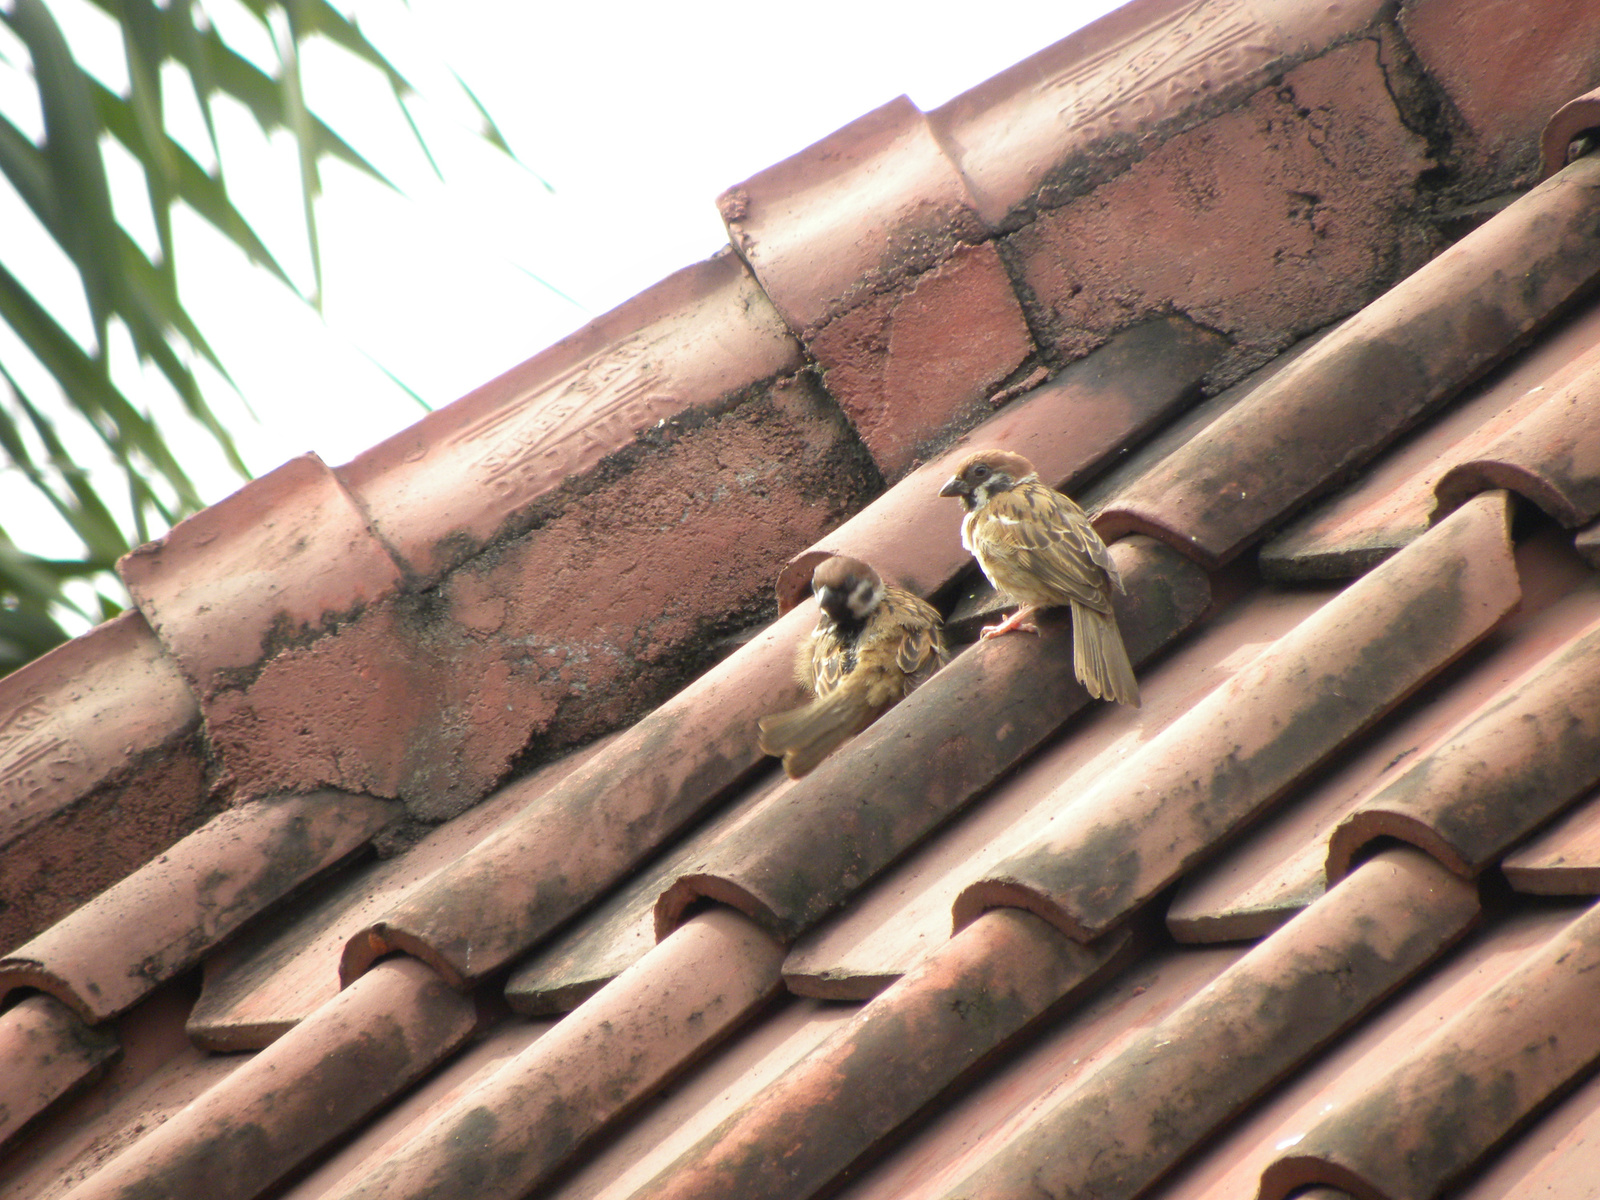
[971, 464, 989, 479]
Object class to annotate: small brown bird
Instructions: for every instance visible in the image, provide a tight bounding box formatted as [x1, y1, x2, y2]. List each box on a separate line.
[758, 555, 948, 778]
[939, 449, 1139, 707]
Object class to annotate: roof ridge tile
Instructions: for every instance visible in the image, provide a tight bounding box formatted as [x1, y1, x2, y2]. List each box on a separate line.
[929, 0, 1392, 227]
[118, 452, 403, 701]
[720, 95, 1036, 478]
[337, 252, 803, 583]
[0, 609, 210, 953]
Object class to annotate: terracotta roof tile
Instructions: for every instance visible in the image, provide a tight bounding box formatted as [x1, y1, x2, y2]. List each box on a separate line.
[337, 251, 802, 582]
[185, 735, 613, 1049]
[280, 1015, 553, 1200]
[1171, 525, 1600, 941]
[0, 610, 209, 952]
[503, 770, 787, 1015]
[1259, 896, 1600, 1200]
[1141, 904, 1583, 1200]
[53, 959, 473, 1200]
[1501, 794, 1600, 895]
[2, 981, 244, 1200]
[834, 941, 1248, 1200]
[1540, 86, 1600, 181]
[629, 911, 1129, 1200]
[784, 572, 1327, 995]
[1327, 601, 1600, 882]
[1260, 302, 1600, 580]
[318, 910, 781, 1200]
[656, 536, 1209, 943]
[1097, 155, 1600, 567]
[1402, 0, 1600, 183]
[947, 849, 1479, 1200]
[954, 490, 1519, 941]
[15, 8, 1600, 1200]
[0, 792, 395, 1022]
[550, 999, 856, 1200]
[1454, 1067, 1600, 1199]
[0, 995, 118, 1152]
[1434, 351, 1600, 526]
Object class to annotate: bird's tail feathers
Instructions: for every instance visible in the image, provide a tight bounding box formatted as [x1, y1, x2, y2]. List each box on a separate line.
[757, 690, 877, 779]
[1071, 601, 1140, 708]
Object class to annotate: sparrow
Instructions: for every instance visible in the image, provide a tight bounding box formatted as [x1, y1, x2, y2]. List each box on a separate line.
[758, 555, 948, 778]
[939, 449, 1139, 707]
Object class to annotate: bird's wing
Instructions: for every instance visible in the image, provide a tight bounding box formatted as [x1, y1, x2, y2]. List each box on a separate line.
[894, 619, 945, 680]
[890, 591, 945, 669]
[810, 630, 854, 698]
[978, 484, 1119, 611]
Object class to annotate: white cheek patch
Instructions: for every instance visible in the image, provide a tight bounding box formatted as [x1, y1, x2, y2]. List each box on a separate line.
[849, 580, 883, 618]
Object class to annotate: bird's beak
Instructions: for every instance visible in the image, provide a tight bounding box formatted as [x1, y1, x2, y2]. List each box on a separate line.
[815, 585, 844, 620]
[938, 476, 964, 498]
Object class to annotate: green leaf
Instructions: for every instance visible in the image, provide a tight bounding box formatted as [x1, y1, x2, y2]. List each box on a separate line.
[116, 0, 178, 273]
[0, 261, 201, 509]
[281, 0, 325, 307]
[1, 369, 130, 565]
[89, 79, 297, 293]
[4, 0, 120, 347]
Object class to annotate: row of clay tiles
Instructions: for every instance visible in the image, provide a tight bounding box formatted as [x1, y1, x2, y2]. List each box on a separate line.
[9, 14, 1600, 1196]
[14, 141, 1600, 1200]
[9, 0, 1591, 955]
[0, 0, 1480, 956]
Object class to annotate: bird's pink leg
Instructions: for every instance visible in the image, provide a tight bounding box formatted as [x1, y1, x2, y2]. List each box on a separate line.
[980, 606, 1040, 640]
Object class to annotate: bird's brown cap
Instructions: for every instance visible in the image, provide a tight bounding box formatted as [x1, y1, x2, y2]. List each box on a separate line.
[938, 449, 1038, 497]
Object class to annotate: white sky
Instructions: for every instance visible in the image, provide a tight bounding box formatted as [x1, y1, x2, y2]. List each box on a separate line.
[2, 0, 1122, 577]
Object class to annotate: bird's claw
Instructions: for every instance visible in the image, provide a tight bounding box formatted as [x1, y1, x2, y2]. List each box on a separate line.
[979, 610, 1040, 639]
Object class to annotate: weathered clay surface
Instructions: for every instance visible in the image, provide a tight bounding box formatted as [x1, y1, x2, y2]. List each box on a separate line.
[947, 849, 1480, 1200]
[1259, 896, 1600, 1200]
[0, 612, 212, 953]
[202, 373, 876, 817]
[1007, 40, 1434, 375]
[1402, 0, 1600, 187]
